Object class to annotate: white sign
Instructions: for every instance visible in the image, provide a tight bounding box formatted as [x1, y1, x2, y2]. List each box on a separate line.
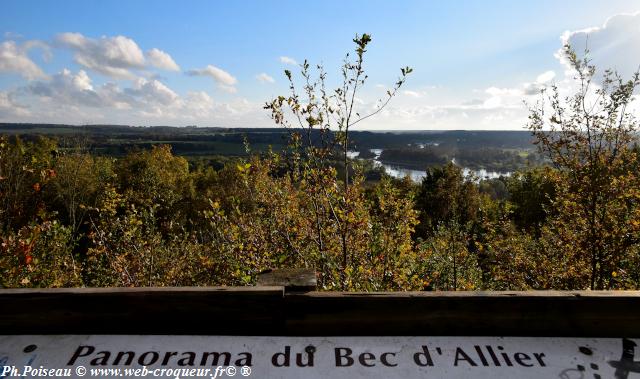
[0, 335, 638, 378]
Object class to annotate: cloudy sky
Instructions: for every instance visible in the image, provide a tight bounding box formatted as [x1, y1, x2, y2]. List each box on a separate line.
[0, 0, 639, 130]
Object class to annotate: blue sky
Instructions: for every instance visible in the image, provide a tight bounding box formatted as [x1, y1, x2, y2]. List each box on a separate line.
[0, 0, 639, 129]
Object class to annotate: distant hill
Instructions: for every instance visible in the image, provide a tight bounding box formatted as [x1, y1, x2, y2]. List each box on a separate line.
[0, 123, 536, 156]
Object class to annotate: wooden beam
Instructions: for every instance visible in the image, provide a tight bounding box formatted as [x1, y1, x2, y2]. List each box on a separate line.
[1, 289, 639, 337]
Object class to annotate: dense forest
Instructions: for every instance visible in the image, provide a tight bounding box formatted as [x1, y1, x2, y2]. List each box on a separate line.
[1, 129, 638, 290]
[1, 37, 639, 291]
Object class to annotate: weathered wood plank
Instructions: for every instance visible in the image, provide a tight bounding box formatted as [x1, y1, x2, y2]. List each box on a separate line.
[257, 268, 317, 291]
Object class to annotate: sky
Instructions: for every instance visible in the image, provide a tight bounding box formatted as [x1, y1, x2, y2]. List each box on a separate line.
[0, 0, 639, 130]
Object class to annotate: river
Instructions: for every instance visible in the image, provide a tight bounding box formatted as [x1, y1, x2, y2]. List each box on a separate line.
[348, 149, 511, 182]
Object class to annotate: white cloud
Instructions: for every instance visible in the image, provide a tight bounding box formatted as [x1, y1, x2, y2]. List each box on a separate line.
[57, 32, 145, 79]
[557, 12, 640, 80]
[256, 72, 275, 83]
[186, 65, 236, 86]
[27, 69, 120, 108]
[217, 84, 237, 94]
[25, 69, 180, 112]
[485, 87, 521, 97]
[182, 91, 214, 117]
[3, 32, 23, 40]
[480, 87, 523, 109]
[523, 70, 556, 95]
[369, 102, 530, 130]
[403, 90, 425, 98]
[353, 76, 552, 129]
[6, 67, 272, 127]
[125, 77, 179, 106]
[536, 70, 556, 83]
[0, 40, 48, 80]
[186, 64, 238, 92]
[19, 69, 183, 121]
[56, 32, 180, 78]
[0, 91, 30, 117]
[146, 48, 180, 71]
[461, 98, 484, 106]
[279, 56, 298, 65]
[98, 82, 133, 110]
[467, 70, 557, 108]
[399, 87, 438, 99]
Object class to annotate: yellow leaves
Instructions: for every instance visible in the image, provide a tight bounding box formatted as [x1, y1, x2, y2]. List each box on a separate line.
[236, 163, 252, 172]
[128, 218, 143, 226]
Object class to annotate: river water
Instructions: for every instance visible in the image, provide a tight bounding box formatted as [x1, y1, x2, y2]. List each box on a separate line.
[349, 149, 511, 182]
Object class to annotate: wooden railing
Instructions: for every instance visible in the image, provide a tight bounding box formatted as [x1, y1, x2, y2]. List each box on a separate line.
[1, 286, 639, 336]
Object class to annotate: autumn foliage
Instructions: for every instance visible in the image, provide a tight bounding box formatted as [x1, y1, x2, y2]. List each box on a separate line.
[1, 39, 639, 290]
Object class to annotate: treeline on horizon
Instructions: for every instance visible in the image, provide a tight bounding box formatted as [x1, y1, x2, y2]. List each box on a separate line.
[0, 122, 535, 149]
[0, 123, 542, 173]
